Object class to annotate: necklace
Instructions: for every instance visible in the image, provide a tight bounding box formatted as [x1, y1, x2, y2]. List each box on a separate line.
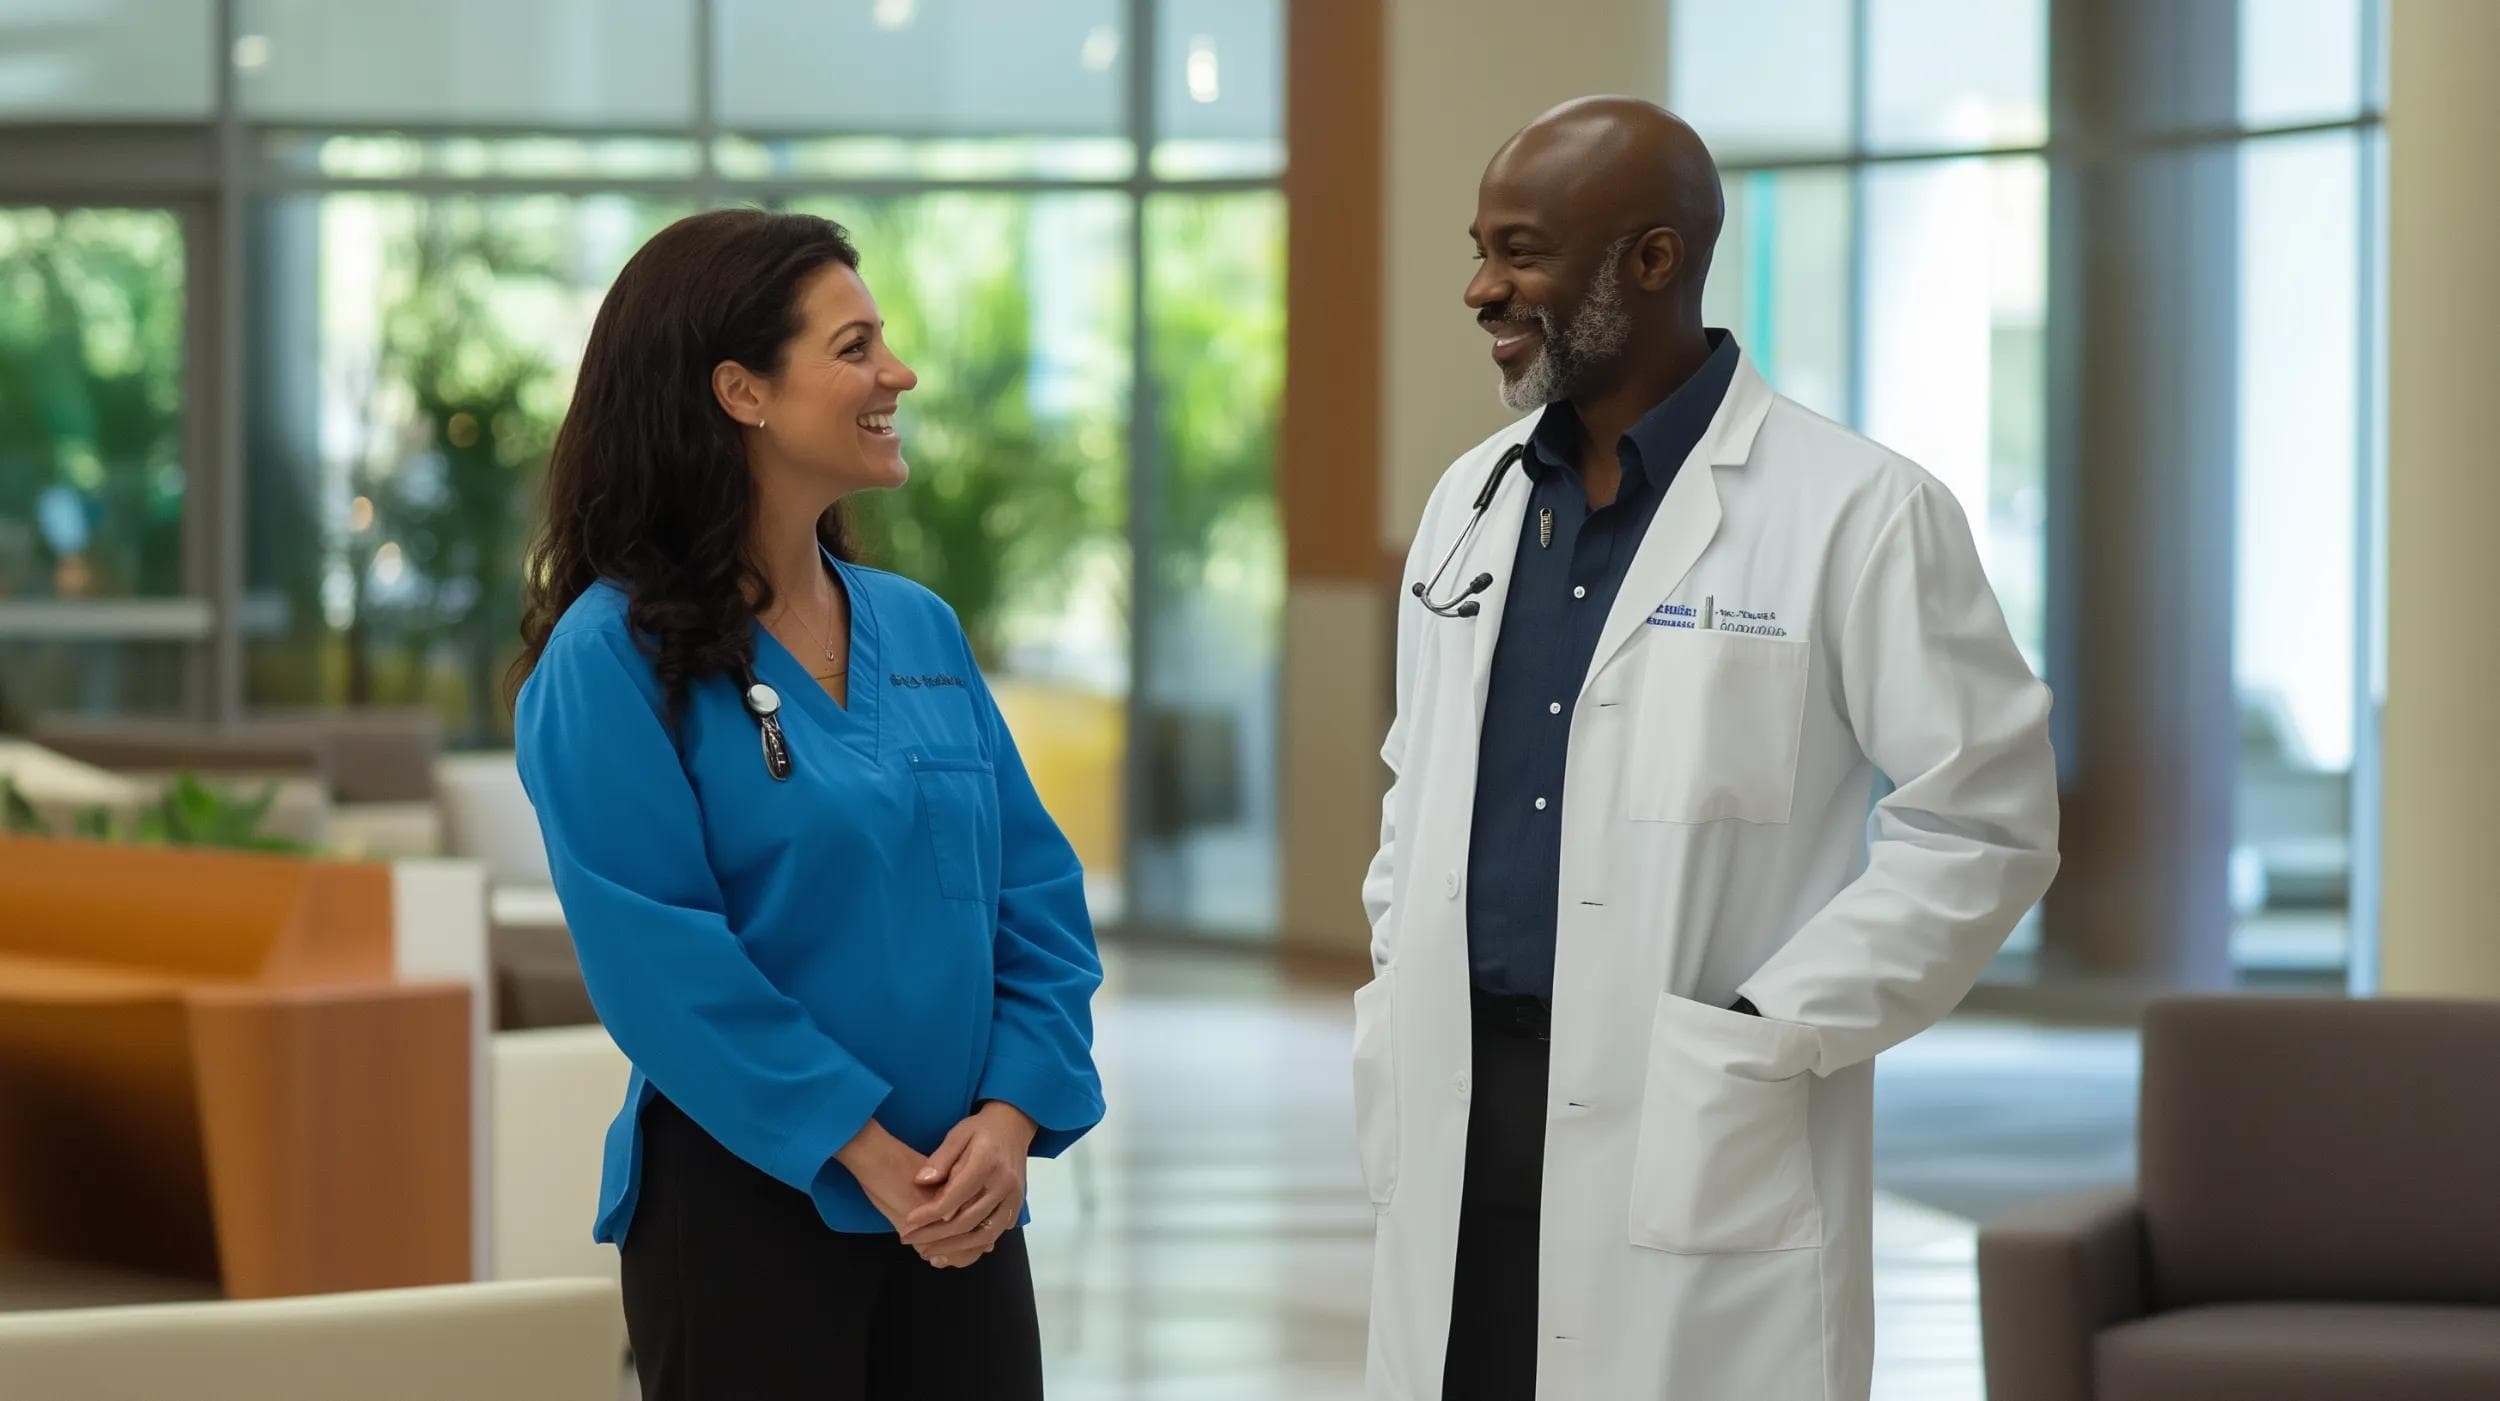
[783, 582, 848, 674]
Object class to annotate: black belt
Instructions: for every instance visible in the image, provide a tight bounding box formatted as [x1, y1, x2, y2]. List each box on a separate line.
[1470, 988, 1551, 1042]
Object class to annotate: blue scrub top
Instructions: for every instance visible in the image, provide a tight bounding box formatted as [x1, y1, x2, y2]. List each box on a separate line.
[514, 556, 1105, 1239]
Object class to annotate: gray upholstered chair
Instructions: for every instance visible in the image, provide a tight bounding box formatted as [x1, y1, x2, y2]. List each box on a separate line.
[1979, 995, 2500, 1400]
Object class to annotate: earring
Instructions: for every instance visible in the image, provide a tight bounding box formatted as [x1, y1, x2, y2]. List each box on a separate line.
[755, 418, 767, 429]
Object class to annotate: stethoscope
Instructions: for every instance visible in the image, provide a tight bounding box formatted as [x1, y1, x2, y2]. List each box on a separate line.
[1408, 442, 1527, 619]
[737, 662, 795, 781]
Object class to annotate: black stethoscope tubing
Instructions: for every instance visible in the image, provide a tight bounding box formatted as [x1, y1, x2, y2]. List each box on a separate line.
[1409, 442, 1527, 619]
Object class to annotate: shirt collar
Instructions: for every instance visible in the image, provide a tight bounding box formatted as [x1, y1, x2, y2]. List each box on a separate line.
[1521, 328, 1741, 493]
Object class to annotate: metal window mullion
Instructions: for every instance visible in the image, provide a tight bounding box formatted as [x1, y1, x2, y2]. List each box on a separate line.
[1844, 0, 1872, 430]
[209, 0, 246, 721]
[1119, 0, 1159, 934]
[695, 0, 721, 205]
[2344, 0, 2388, 993]
[241, 174, 1271, 198]
[1709, 113, 2380, 184]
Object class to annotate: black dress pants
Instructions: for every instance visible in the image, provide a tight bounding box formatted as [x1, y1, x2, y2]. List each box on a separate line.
[621, 1094, 1045, 1401]
[1441, 1012, 1551, 1401]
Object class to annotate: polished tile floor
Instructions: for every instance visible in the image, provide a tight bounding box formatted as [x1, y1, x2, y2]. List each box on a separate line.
[0, 940, 2136, 1401]
[1018, 944, 2140, 1400]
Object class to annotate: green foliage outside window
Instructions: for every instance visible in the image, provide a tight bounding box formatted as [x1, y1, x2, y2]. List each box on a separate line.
[0, 209, 185, 601]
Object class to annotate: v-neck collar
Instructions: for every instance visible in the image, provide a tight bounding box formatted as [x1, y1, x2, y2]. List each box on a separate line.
[751, 550, 880, 761]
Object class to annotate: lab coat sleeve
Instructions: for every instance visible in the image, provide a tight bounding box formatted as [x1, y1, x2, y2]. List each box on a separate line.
[516, 627, 894, 1194]
[1735, 479, 2061, 1077]
[968, 662, 1107, 1159]
[1361, 479, 1448, 974]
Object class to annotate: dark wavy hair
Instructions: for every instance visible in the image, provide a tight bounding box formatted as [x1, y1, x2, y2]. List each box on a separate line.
[511, 208, 862, 719]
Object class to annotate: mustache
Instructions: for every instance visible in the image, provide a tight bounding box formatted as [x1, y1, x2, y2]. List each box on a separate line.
[1478, 303, 1548, 331]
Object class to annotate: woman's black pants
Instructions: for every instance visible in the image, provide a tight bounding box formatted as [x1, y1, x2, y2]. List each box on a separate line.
[621, 1094, 1046, 1400]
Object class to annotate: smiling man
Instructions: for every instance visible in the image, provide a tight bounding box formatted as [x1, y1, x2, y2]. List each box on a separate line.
[1353, 98, 2060, 1401]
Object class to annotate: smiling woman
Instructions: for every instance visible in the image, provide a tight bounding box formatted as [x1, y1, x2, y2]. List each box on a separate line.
[507, 208, 1105, 1401]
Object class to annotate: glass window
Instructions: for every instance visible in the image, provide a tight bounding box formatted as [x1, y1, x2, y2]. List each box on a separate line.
[242, 194, 690, 744]
[1703, 168, 1852, 422]
[716, 0, 1125, 137]
[1132, 191, 1283, 936]
[0, 207, 188, 602]
[236, 0, 696, 127]
[1858, 156, 2049, 669]
[2239, 0, 2364, 129]
[1668, 0, 1854, 161]
[0, 0, 214, 119]
[1152, 0, 1284, 179]
[2231, 131, 2362, 972]
[1864, 0, 2048, 152]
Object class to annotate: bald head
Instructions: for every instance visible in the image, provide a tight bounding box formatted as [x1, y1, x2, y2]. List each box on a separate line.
[1466, 97, 1723, 411]
[1489, 96, 1723, 298]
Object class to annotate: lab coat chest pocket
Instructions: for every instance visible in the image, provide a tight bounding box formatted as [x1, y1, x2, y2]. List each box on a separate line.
[908, 747, 999, 903]
[1629, 993, 1822, 1254]
[1626, 630, 1810, 824]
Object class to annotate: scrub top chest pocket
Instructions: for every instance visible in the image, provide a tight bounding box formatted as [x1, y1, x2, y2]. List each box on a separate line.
[908, 747, 1000, 902]
[1627, 629, 1812, 825]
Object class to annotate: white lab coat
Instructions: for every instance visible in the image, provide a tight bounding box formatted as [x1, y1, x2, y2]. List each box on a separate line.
[1356, 356, 2060, 1401]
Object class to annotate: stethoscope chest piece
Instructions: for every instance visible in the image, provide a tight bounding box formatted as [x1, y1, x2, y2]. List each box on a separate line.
[741, 678, 794, 781]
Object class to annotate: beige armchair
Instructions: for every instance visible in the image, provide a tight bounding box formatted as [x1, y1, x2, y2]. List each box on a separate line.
[490, 1025, 630, 1284]
[0, 1277, 623, 1401]
[1979, 996, 2500, 1400]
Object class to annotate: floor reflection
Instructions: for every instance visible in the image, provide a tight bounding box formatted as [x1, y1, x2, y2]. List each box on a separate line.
[1024, 944, 2138, 1400]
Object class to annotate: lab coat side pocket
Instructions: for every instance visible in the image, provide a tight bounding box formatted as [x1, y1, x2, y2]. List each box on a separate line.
[1627, 631, 1811, 825]
[1351, 972, 1400, 1207]
[909, 747, 999, 904]
[1628, 992, 1822, 1254]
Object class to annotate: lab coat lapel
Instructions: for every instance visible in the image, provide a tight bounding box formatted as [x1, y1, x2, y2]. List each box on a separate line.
[1579, 358, 1777, 697]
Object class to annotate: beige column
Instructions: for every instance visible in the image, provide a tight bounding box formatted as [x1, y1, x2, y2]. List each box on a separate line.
[1277, 0, 1671, 962]
[2379, 0, 2500, 998]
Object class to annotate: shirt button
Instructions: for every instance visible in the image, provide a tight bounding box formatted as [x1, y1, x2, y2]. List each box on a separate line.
[1548, 702, 1562, 715]
[1573, 586, 1587, 600]
[1534, 797, 1548, 811]
[1451, 1073, 1471, 1097]
[1444, 871, 1460, 899]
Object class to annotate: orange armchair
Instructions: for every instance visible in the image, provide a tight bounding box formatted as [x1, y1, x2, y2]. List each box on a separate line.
[0, 836, 478, 1299]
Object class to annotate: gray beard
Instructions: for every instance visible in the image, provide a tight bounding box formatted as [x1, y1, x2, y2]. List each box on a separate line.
[1495, 243, 1634, 413]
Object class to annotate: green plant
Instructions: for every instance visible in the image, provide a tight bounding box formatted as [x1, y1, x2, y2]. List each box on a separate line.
[0, 771, 308, 854]
[336, 201, 568, 739]
[134, 773, 304, 852]
[0, 775, 40, 834]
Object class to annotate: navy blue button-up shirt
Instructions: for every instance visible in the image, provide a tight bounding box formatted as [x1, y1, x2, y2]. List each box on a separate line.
[1465, 330, 1740, 1002]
